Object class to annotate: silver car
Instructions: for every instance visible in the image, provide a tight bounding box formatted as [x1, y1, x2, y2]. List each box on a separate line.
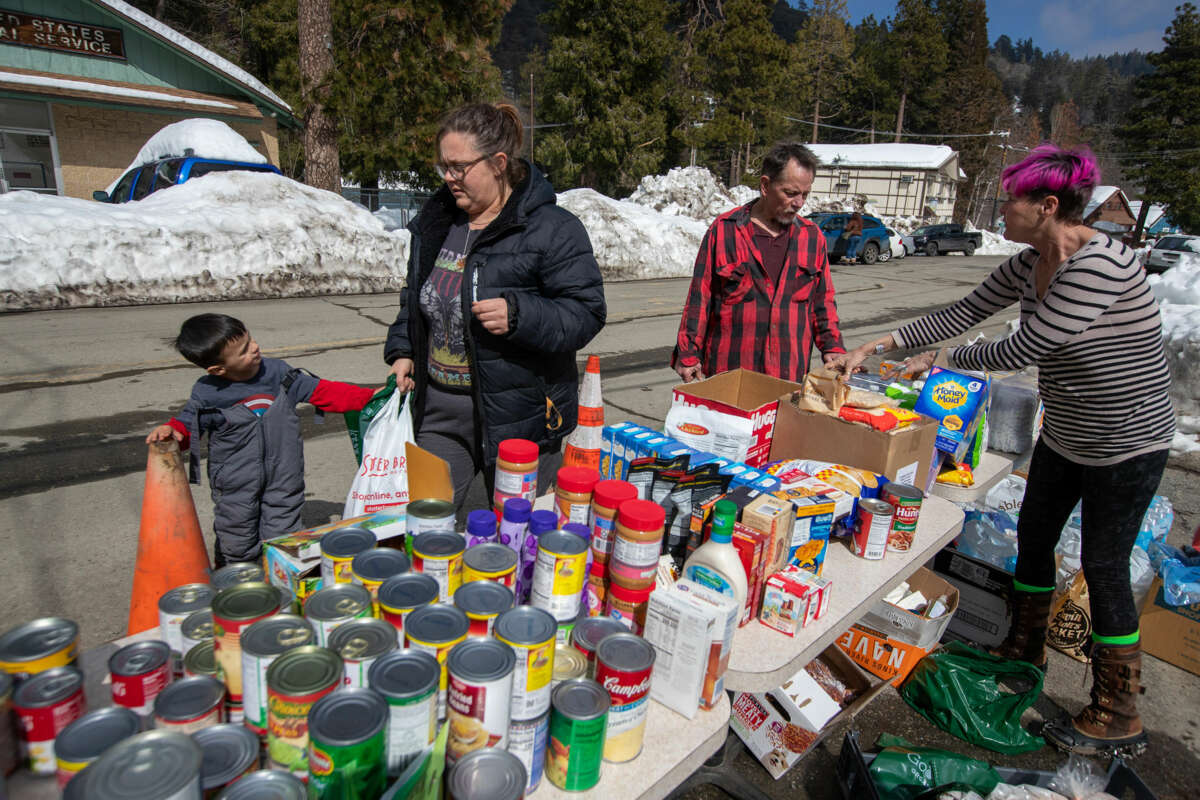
[1144, 234, 1200, 274]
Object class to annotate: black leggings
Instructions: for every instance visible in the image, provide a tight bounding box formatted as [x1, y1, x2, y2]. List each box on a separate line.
[1014, 439, 1168, 638]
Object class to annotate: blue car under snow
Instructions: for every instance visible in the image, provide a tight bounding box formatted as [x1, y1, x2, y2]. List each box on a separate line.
[94, 155, 282, 203]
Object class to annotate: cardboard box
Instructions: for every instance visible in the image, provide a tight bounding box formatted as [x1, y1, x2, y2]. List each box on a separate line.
[769, 397, 941, 493]
[732, 523, 770, 626]
[742, 494, 795, 575]
[644, 587, 713, 719]
[836, 623, 934, 687]
[759, 571, 815, 636]
[1139, 576, 1200, 677]
[675, 580, 741, 709]
[665, 369, 803, 467]
[855, 567, 958, 651]
[931, 547, 1013, 648]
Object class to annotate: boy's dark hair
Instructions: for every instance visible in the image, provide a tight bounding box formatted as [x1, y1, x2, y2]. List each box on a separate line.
[174, 314, 247, 368]
[762, 142, 820, 181]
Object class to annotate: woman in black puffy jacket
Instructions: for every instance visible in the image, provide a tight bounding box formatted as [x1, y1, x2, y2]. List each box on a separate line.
[384, 102, 607, 509]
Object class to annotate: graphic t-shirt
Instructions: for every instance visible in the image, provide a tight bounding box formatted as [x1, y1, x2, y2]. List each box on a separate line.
[420, 221, 474, 390]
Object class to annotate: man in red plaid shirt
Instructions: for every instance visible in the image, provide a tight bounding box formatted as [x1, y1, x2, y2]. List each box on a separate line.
[672, 142, 846, 382]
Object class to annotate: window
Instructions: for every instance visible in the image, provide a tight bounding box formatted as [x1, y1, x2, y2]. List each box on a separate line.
[131, 167, 155, 201]
[109, 168, 138, 202]
[836, 170, 850, 186]
[187, 161, 277, 179]
[899, 174, 913, 185]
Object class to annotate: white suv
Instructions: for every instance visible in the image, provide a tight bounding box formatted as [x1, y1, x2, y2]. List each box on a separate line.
[1144, 235, 1200, 274]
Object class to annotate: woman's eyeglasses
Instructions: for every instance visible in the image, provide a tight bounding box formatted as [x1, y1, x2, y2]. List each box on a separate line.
[435, 154, 490, 181]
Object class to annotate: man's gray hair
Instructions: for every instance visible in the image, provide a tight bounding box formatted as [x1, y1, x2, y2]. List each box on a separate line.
[761, 142, 820, 181]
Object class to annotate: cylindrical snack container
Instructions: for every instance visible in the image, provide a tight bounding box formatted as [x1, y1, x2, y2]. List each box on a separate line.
[212, 769, 307, 799]
[320, 526, 376, 586]
[240, 614, 315, 736]
[590, 480, 638, 565]
[609, 500, 665, 591]
[530, 530, 588, 623]
[493, 606, 556, 721]
[506, 711, 549, 793]
[211, 582, 281, 704]
[53, 705, 141, 788]
[454, 580, 515, 637]
[181, 610, 214, 656]
[493, 438, 539, 512]
[882, 481, 924, 553]
[350, 547, 411, 614]
[377, 573, 439, 636]
[546, 678, 608, 791]
[404, 604, 470, 720]
[556, 467, 599, 527]
[327, 617, 398, 688]
[183, 639, 218, 679]
[192, 723, 259, 797]
[570, 616, 626, 677]
[210, 563, 265, 590]
[445, 638, 516, 764]
[465, 508, 499, 548]
[303, 582, 372, 646]
[604, 581, 654, 635]
[595, 632, 655, 763]
[13, 665, 85, 774]
[405, 498, 457, 558]
[110, 639, 172, 716]
[61, 729, 203, 800]
[462, 542, 518, 588]
[153, 675, 226, 734]
[307, 687, 388, 799]
[368, 650, 439, 776]
[412, 531, 466, 603]
[853, 498, 895, 560]
[446, 747, 527, 800]
[265, 645, 342, 778]
[552, 645, 588, 689]
[159, 584, 214, 675]
[0, 617, 79, 683]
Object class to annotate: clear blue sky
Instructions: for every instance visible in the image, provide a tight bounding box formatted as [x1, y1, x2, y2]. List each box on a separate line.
[843, 0, 1177, 57]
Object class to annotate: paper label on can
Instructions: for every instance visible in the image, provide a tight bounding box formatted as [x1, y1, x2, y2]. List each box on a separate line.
[18, 690, 85, 774]
[268, 686, 333, 778]
[531, 549, 585, 620]
[159, 611, 187, 656]
[462, 565, 516, 588]
[242, 650, 275, 732]
[854, 506, 892, 560]
[405, 636, 463, 720]
[500, 638, 553, 719]
[612, 536, 660, 569]
[383, 691, 437, 775]
[321, 554, 355, 585]
[507, 715, 548, 791]
[546, 711, 605, 791]
[592, 515, 617, 554]
[598, 666, 651, 762]
[412, 554, 462, 603]
[154, 704, 222, 735]
[446, 675, 510, 762]
[214, 615, 267, 701]
[112, 662, 170, 715]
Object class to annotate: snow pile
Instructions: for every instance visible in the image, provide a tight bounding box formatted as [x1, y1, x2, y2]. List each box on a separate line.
[1147, 258, 1200, 452]
[1148, 253, 1200, 304]
[127, 119, 267, 168]
[558, 188, 707, 280]
[624, 167, 748, 221]
[0, 172, 408, 310]
[976, 229, 1025, 256]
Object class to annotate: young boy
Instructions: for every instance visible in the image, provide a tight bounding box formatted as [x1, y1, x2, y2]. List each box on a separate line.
[148, 313, 375, 566]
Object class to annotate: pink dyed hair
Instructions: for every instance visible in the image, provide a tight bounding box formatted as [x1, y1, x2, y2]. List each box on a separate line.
[1001, 143, 1100, 222]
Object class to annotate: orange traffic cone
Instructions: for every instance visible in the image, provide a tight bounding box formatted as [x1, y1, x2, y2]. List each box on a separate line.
[563, 355, 604, 471]
[127, 441, 212, 635]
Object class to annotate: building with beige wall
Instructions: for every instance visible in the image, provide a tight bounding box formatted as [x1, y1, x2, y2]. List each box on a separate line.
[805, 144, 965, 223]
[0, 0, 294, 199]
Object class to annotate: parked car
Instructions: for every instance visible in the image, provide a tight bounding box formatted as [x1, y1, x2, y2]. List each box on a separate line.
[1144, 234, 1200, 274]
[807, 212, 890, 264]
[910, 223, 982, 256]
[878, 227, 907, 262]
[94, 154, 282, 203]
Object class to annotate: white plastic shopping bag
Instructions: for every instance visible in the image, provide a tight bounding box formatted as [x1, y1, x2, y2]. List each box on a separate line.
[343, 380, 415, 517]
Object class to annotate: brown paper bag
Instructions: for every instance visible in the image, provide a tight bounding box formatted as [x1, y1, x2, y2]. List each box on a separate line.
[793, 368, 848, 414]
[1047, 572, 1091, 662]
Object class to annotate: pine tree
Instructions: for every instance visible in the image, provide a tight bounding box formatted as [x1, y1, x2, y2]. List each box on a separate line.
[298, 0, 339, 192]
[792, 0, 858, 143]
[1119, 3, 1200, 231]
[885, 0, 948, 140]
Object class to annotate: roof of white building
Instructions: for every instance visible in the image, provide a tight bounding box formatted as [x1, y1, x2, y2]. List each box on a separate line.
[808, 144, 957, 171]
[1083, 185, 1123, 219]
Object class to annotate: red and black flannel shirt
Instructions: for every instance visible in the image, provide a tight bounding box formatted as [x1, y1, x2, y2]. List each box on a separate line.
[672, 203, 845, 381]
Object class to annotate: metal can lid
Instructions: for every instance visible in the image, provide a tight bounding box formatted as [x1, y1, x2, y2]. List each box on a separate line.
[368, 650, 440, 700]
[320, 526, 376, 559]
[65, 730, 203, 799]
[551, 678, 610, 721]
[181, 610, 214, 641]
[859, 497, 895, 515]
[327, 618, 399, 661]
[153, 675, 225, 721]
[446, 747, 527, 800]
[265, 646, 343, 696]
[0, 617, 78, 663]
[537, 529, 588, 557]
[211, 582, 282, 622]
[158, 583, 215, 615]
[303, 583, 372, 622]
[494, 606, 557, 647]
[241, 614, 315, 658]
[882, 481, 925, 501]
[377, 573, 439, 612]
[552, 645, 588, 683]
[412, 531, 466, 559]
[595, 631, 656, 673]
[54, 706, 142, 763]
[571, 617, 626, 655]
[13, 665, 83, 708]
[109, 639, 170, 677]
[192, 723, 259, 789]
[183, 639, 217, 677]
[404, 604, 469, 645]
[453, 581, 514, 618]
[407, 498, 457, 520]
[210, 563, 265, 590]
[351, 547, 411, 582]
[212, 769, 308, 799]
[308, 687, 388, 747]
[447, 638, 516, 683]
[463, 542, 519, 575]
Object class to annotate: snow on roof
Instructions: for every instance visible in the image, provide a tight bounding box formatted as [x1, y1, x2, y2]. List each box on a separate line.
[1084, 185, 1121, 218]
[0, 71, 236, 109]
[1129, 201, 1166, 227]
[92, 0, 291, 113]
[128, 119, 268, 167]
[807, 144, 957, 171]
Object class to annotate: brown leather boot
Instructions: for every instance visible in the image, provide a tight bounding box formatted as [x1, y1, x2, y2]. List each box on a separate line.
[988, 588, 1053, 670]
[1043, 642, 1149, 758]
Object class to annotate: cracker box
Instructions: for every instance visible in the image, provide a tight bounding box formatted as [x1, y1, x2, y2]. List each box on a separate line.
[914, 366, 989, 462]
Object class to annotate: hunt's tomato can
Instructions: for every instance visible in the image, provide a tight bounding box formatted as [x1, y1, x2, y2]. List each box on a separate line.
[882, 482, 924, 553]
[594, 632, 655, 763]
[109, 640, 171, 717]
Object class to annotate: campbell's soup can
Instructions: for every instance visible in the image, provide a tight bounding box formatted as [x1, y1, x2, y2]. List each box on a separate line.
[266, 646, 343, 779]
[181, 610, 214, 657]
[351, 547, 411, 614]
[153, 675, 226, 734]
[882, 482, 924, 553]
[368, 650, 439, 776]
[303, 583, 372, 646]
[447, 747, 527, 800]
[445, 639, 515, 765]
[0, 617, 79, 684]
[376, 573, 439, 637]
[110, 640, 172, 717]
[494, 606, 556, 721]
[546, 678, 608, 791]
[183, 639, 218, 679]
[571, 616, 626, 678]
[506, 711, 549, 793]
[13, 666, 86, 774]
[412, 532, 466, 603]
[192, 723, 259, 796]
[158, 584, 214, 676]
[853, 498, 894, 560]
[530, 531, 588, 623]
[53, 706, 141, 789]
[453, 580, 515, 637]
[595, 632, 654, 763]
[211, 563, 265, 590]
[462, 543, 519, 588]
[61, 729, 203, 800]
[404, 604, 469, 720]
[240, 614, 315, 736]
[320, 526, 376, 586]
[307, 688, 388, 798]
[327, 618, 398, 688]
[211, 582, 281, 704]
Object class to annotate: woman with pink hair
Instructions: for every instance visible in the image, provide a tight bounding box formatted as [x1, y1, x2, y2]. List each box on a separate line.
[836, 144, 1174, 758]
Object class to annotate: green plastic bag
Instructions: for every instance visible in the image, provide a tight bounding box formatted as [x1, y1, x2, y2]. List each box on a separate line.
[900, 641, 1045, 754]
[867, 733, 1002, 800]
[344, 375, 398, 465]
